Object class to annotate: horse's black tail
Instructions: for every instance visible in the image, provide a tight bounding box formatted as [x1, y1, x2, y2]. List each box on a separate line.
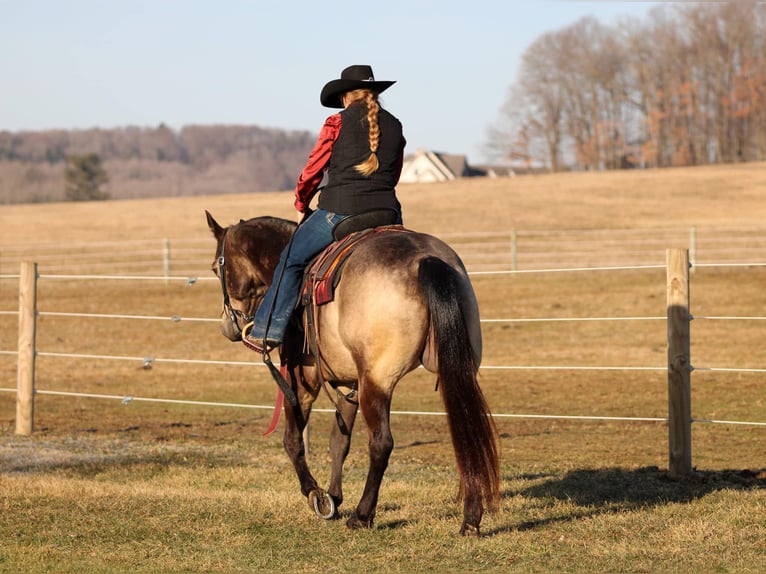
[417, 256, 500, 512]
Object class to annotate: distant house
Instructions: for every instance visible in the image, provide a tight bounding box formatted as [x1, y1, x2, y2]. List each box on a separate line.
[472, 164, 517, 178]
[399, 149, 514, 184]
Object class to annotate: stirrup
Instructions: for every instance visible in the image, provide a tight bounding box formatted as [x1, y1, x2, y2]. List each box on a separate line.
[242, 322, 279, 354]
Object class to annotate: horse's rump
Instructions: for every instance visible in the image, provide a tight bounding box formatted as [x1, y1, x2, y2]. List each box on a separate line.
[307, 229, 482, 382]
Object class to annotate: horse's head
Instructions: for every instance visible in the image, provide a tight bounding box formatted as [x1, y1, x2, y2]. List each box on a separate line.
[205, 210, 295, 341]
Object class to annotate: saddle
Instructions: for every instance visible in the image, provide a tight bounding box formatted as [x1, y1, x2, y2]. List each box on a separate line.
[301, 208, 403, 307]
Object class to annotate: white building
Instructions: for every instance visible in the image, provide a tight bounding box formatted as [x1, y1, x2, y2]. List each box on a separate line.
[399, 149, 514, 183]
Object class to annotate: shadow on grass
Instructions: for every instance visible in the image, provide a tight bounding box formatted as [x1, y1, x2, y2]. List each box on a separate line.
[0, 432, 245, 476]
[487, 465, 766, 535]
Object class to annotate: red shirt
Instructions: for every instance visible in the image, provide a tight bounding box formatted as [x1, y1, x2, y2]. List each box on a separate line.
[294, 113, 342, 212]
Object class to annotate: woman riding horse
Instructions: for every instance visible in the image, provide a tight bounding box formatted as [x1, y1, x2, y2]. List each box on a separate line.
[207, 65, 499, 537]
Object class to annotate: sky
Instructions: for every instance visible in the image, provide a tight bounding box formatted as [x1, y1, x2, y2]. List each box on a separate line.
[0, 0, 663, 164]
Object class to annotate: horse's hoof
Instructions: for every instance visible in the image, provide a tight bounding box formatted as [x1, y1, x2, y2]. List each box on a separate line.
[460, 522, 481, 537]
[308, 489, 336, 520]
[346, 514, 373, 530]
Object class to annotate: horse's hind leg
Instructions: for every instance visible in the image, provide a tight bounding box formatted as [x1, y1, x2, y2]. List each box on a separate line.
[326, 390, 359, 512]
[346, 381, 393, 530]
[460, 489, 484, 537]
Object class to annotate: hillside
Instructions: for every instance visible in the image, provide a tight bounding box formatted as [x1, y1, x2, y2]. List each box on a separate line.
[0, 124, 316, 204]
[3, 162, 765, 245]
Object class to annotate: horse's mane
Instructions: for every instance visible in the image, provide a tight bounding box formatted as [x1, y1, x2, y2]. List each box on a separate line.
[230, 216, 296, 267]
[240, 215, 296, 234]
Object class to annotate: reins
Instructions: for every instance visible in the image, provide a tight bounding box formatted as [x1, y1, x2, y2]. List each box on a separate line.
[258, 225, 299, 406]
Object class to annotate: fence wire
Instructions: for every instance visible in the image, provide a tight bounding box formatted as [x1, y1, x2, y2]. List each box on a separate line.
[2, 259, 765, 429]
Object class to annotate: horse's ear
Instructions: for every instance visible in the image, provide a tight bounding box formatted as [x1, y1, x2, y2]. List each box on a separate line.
[205, 210, 224, 240]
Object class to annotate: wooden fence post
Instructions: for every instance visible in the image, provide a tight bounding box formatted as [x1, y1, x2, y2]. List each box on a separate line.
[666, 248, 692, 477]
[510, 230, 518, 272]
[688, 227, 697, 273]
[163, 238, 171, 282]
[16, 261, 38, 436]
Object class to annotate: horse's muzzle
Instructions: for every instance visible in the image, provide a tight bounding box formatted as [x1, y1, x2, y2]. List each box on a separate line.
[220, 318, 243, 341]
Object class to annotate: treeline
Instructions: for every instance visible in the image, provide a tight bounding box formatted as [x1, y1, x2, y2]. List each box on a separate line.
[0, 124, 315, 168]
[0, 124, 316, 204]
[492, 0, 766, 171]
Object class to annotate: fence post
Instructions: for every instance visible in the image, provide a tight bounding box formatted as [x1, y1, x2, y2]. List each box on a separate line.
[666, 248, 692, 477]
[510, 230, 517, 272]
[16, 261, 38, 436]
[163, 238, 171, 282]
[689, 226, 697, 274]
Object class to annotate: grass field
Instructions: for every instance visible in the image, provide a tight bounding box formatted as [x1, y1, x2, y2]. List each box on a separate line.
[1, 163, 765, 573]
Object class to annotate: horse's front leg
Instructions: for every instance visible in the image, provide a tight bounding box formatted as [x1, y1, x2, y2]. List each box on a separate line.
[283, 398, 337, 519]
[326, 385, 359, 514]
[281, 365, 324, 502]
[347, 381, 393, 530]
[282, 394, 320, 498]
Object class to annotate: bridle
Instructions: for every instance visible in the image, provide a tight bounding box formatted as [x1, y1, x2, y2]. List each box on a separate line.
[217, 232, 252, 339]
[215, 221, 299, 407]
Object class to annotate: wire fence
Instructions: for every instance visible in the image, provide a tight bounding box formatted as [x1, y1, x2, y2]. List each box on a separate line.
[2, 260, 765, 432]
[3, 224, 766, 276]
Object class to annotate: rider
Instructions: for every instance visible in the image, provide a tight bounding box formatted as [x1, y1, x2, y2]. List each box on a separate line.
[244, 64, 407, 353]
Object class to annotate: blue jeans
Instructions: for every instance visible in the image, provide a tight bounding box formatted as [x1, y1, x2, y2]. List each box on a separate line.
[249, 209, 346, 343]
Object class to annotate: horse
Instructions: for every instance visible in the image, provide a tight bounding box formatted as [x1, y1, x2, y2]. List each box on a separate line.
[205, 210, 500, 536]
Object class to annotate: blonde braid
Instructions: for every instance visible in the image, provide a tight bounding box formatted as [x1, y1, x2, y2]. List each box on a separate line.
[349, 89, 380, 176]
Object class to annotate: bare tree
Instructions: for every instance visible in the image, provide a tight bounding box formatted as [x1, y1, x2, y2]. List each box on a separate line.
[488, 30, 572, 171]
[492, 0, 766, 171]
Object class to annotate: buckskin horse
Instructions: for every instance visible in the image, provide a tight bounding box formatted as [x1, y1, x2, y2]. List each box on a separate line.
[205, 210, 499, 536]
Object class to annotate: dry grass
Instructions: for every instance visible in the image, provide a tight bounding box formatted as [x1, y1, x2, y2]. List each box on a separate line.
[1, 163, 765, 573]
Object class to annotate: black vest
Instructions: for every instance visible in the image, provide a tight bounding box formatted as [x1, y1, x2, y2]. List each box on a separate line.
[318, 103, 403, 215]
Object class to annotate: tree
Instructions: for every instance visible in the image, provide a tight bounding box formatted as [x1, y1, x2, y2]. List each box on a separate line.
[493, 0, 766, 171]
[64, 153, 109, 201]
[487, 31, 567, 171]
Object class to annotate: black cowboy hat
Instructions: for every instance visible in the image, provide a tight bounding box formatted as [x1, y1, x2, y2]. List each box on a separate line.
[320, 65, 396, 108]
